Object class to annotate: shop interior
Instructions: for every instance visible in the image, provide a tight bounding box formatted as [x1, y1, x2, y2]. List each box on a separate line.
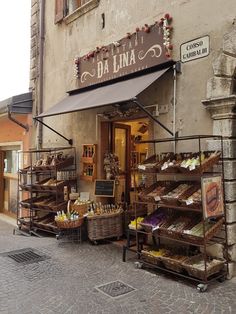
[111, 118, 150, 204]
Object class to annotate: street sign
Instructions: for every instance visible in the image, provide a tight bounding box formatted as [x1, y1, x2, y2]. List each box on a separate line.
[180, 35, 210, 63]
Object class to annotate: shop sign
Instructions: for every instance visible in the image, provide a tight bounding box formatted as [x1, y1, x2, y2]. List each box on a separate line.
[180, 35, 209, 63]
[75, 22, 172, 89]
[201, 175, 224, 219]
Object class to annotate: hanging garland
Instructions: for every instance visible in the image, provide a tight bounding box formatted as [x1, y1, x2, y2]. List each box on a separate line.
[74, 13, 173, 78]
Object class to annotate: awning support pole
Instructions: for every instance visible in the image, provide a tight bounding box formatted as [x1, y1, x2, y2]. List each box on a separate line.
[131, 97, 174, 136]
[34, 117, 73, 145]
[8, 111, 29, 132]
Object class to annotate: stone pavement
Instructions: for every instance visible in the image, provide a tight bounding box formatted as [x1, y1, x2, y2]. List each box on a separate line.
[0, 217, 235, 314]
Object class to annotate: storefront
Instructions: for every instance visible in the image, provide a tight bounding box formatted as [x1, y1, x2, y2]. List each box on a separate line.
[26, 0, 236, 279]
[35, 21, 176, 201]
[0, 92, 32, 216]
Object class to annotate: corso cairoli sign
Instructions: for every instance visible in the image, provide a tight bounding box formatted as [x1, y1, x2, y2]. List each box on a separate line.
[74, 22, 172, 89]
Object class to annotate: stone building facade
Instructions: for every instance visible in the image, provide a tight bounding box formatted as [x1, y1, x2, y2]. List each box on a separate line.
[29, 0, 236, 277]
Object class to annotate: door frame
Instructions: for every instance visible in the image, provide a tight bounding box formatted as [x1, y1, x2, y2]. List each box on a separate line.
[112, 123, 131, 203]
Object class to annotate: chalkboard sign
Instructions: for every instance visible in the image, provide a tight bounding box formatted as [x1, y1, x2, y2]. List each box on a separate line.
[94, 180, 115, 197]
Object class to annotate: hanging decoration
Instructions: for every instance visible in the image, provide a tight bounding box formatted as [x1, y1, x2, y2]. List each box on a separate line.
[157, 13, 173, 58]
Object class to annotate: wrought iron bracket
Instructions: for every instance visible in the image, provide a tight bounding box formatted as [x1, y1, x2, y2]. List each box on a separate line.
[34, 117, 73, 145]
[131, 97, 174, 136]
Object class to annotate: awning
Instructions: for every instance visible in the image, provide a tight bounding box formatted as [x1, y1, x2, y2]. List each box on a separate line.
[37, 68, 170, 118]
[0, 92, 32, 115]
[0, 92, 32, 131]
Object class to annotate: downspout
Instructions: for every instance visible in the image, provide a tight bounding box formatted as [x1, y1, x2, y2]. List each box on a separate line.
[173, 64, 177, 152]
[8, 111, 29, 131]
[38, 0, 45, 149]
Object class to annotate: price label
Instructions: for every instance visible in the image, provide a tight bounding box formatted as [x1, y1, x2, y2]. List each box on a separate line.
[138, 165, 146, 171]
[189, 164, 196, 171]
[152, 225, 160, 231]
[186, 198, 194, 205]
[161, 164, 168, 170]
[154, 196, 161, 201]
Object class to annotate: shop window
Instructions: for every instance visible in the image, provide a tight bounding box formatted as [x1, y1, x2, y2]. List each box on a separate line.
[4, 150, 18, 174]
[55, 0, 100, 24]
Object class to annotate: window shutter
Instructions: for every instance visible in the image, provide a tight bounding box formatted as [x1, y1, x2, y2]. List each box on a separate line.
[55, 0, 65, 24]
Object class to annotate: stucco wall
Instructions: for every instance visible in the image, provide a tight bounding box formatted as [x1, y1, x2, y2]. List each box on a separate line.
[31, 0, 236, 197]
[0, 115, 32, 151]
[40, 0, 235, 141]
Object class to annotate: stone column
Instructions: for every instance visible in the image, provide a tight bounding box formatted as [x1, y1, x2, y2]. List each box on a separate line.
[202, 27, 236, 278]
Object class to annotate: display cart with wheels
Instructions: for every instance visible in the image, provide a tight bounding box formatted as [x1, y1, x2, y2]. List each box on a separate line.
[123, 135, 228, 292]
[16, 147, 77, 237]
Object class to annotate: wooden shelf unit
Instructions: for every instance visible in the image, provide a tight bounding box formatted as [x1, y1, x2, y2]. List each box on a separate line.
[80, 144, 97, 181]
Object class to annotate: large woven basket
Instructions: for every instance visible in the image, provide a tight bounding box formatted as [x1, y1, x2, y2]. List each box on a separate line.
[87, 211, 123, 241]
[141, 250, 162, 266]
[182, 254, 225, 280]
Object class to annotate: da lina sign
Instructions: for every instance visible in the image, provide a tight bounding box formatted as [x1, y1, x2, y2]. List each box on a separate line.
[180, 35, 210, 63]
[75, 21, 173, 89]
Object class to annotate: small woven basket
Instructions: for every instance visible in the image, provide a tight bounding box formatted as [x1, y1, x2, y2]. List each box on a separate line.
[56, 218, 84, 229]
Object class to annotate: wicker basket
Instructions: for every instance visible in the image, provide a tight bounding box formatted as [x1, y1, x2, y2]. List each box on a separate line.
[56, 217, 84, 229]
[160, 183, 195, 206]
[182, 218, 224, 245]
[139, 211, 166, 233]
[137, 154, 159, 173]
[160, 255, 189, 273]
[179, 151, 221, 175]
[138, 182, 178, 203]
[141, 250, 162, 266]
[158, 216, 196, 240]
[179, 185, 201, 209]
[71, 202, 90, 216]
[87, 211, 123, 241]
[182, 254, 225, 280]
[33, 156, 74, 171]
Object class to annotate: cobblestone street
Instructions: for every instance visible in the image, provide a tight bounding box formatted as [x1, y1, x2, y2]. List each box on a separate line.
[0, 217, 235, 314]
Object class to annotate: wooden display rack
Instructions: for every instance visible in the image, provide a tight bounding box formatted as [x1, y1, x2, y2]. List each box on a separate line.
[80, 144, 97, 181]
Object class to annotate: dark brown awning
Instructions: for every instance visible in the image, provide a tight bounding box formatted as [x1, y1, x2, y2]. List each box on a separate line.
[36, 68, 170, 118]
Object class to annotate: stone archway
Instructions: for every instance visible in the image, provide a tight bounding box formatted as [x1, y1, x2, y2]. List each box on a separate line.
[202, 27, 236, 278]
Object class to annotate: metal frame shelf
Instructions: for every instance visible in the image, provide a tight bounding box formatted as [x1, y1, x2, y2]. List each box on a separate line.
[123, 135, 229, 292]
[16, 147, 77, 237]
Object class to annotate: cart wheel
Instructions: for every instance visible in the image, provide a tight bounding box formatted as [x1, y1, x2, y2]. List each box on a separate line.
[218, 275, 227, 283]
[135, 261, 143, 269]
[197, 284, 208, 292]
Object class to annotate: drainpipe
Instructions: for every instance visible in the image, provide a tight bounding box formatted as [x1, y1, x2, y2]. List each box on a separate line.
[173, 64, 177, 152]
[38, 0, 45, 149]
